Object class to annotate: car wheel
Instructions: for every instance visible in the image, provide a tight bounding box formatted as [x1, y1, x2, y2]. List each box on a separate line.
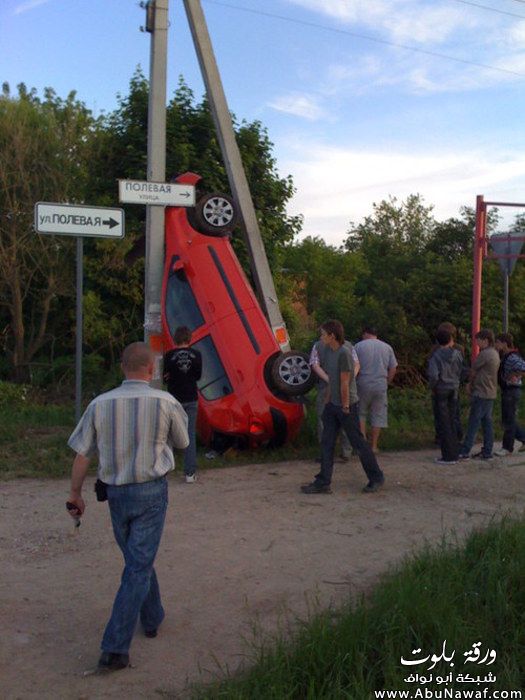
[191, 192, 237, 236]
[270, 351, 315, 397]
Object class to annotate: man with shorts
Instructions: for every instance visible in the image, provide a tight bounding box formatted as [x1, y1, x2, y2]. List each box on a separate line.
[354, 326, 398, 453]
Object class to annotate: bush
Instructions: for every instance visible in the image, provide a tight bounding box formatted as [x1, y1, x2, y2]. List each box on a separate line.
[0, 380, 31, 409]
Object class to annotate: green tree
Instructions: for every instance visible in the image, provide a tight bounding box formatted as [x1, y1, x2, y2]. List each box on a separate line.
[0, 83, 97, 381]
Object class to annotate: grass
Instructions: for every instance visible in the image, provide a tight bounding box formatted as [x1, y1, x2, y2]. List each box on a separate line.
[0, 387, 493, 478]
[0, 403, 77, 479]
[188, 517, 525, 698]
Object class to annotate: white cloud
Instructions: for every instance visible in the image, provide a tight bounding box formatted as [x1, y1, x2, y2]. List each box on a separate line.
[279, 143, 525, 245]
[268, 93, 326, 120]
[13, 0, 50, 15]
[286, 0, 472, 46]
[508, 21, 525, 47]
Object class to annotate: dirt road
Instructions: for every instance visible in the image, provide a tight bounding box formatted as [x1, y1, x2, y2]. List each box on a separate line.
[1, 449, 524, 699]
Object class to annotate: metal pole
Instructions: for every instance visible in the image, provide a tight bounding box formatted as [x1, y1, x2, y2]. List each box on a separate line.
[75, 236, 83, 423]
[471, 195, 485, 363]
[183, 0, 290, 350]
[503, 272, 509, 333]
[144, 0, 168, 387]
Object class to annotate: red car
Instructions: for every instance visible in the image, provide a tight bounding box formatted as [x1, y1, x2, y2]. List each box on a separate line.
[161, 172, 314, 448]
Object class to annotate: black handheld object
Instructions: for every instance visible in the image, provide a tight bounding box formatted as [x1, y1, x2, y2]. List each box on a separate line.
[66, 501, 81, 527]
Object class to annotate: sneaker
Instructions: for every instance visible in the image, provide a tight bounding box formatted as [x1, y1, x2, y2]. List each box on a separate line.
[300, 482, 331, 494]
[471, 452, 494, 460]
[458, 453, 470, 461]
[518, 441, 525, 453]
[185, 473, 197, 483]
[494, 448, 512, 457]
[434, 458, 458, 465]
[362, 479, 384, 493]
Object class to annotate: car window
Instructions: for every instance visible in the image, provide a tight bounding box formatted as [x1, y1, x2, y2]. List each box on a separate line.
[165, 265, 204, 335]
[193, 335, 233, 401]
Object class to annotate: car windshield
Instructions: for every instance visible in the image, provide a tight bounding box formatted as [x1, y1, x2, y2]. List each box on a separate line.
[165, 264, 204, 335]
[193, 335, 233, 401]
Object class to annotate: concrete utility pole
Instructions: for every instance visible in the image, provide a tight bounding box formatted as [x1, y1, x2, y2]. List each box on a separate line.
[183, 0, 290, 350]
[144, 0, 169, 384]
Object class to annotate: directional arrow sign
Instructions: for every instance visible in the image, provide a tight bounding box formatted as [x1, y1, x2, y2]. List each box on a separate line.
[490, 232, 524, 276]
[35, 203, 125, 238]
[118, 179, 195, 206]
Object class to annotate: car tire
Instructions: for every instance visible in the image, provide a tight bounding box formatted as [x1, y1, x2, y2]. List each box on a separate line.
[270, 351, 315, 397]
[191, 192, 237, 236]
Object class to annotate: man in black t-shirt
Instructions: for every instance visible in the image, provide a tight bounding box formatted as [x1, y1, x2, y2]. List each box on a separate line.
[163, 327, 202, 482]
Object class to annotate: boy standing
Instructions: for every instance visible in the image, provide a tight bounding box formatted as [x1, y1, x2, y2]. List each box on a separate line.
[427, 328, 464, 464]
[458, 329, 500, 461]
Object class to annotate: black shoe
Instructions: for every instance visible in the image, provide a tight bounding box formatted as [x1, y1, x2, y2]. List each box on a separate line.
[301, 482, 331, 494]
[471, 451, 494, 460]
[144, 628, 157, 638]
[362, 479, 384, 494]
[97, 652, 129, 672]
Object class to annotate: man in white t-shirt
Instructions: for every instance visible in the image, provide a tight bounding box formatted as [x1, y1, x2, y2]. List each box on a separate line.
[354, 326, 398, 453]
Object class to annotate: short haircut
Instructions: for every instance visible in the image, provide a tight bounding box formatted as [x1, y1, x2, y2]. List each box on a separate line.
[321, 319, 345, 344]
[496, 332, 513, 347]
[475, 329, 495, 346]
[362, 325, 377, 336]
[121, 342, 154, 371]
[436, 329, 452, 346]
[174, 326, 192, 345]
[437, 322, 457, 340]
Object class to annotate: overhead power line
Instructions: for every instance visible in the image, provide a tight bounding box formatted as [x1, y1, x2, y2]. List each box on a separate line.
[451, 0, 525, 20]
[203, 0, 525, 78]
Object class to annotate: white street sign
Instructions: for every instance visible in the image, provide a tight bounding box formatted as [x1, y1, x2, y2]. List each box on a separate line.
[35, 203, 124, 238]
[118, 179, 195, 206]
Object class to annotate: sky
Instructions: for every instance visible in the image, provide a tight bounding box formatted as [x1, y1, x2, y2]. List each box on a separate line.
[3, 0, 525, 245]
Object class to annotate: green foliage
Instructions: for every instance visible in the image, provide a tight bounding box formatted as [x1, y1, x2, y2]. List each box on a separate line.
[191, 517, 525, 697]
[0, 380, 31, 408]
[0, 83, 100, 381]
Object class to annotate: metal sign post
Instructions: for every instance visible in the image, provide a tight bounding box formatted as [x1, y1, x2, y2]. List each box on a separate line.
[35, 202, 125, 422]
[75, 237, 83, 422]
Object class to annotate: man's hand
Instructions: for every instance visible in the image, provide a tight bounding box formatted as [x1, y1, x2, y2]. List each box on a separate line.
[68, 453, 91, 519]
[67, 495, 85, 517]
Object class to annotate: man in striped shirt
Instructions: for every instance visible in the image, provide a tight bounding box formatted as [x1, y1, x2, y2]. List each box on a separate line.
[67, 342, 189, 672]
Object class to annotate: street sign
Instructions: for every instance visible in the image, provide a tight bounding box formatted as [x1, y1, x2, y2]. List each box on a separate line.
[489, 232, 525, 276]
[118, 179, 195, 206]
[34, 203, 125, 238]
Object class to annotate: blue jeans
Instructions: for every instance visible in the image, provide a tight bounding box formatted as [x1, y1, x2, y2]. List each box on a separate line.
[501, 388, 525, 452]
[460, 396, 494, 457]
[316, 402, 384, 487]
[101, 477, 168, 654]
[182, 401, 198, 475]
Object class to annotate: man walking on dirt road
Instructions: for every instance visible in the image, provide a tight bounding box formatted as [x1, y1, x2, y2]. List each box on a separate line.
[301, 320, 385, 495]
[66, 342, 188, 672]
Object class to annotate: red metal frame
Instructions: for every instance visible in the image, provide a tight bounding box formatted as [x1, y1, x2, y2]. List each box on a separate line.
[472, 195, 525, 362]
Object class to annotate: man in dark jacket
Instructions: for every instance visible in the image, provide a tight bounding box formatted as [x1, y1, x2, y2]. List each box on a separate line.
[428, 328, 465, 464]
[494, 333, 525, 456]
[163, 326, 202, 482]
